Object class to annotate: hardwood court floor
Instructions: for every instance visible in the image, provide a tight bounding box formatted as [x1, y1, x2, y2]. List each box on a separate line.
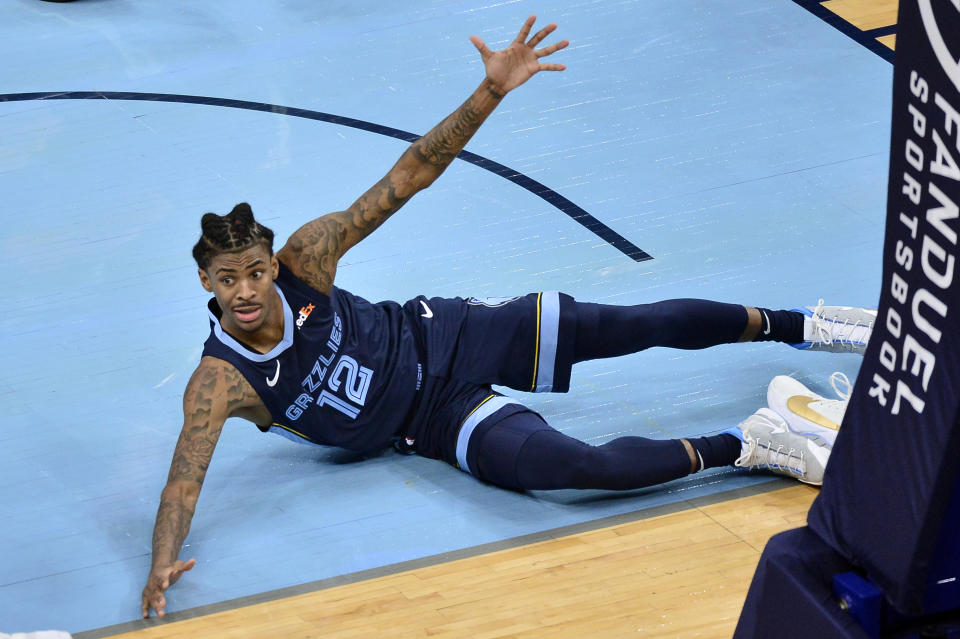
[820, 0, 899, 49]
[823, 0, 898, 31]
[108, 485, 817, 638]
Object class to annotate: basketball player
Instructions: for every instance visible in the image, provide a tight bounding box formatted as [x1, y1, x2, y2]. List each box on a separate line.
[141, 16, 873, 618]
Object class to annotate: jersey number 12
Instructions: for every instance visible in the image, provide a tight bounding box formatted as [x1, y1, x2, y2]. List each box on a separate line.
[317, 355, 373, 419]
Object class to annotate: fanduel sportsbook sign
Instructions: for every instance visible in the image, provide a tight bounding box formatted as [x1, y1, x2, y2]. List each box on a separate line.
[809, 0, 960, 615]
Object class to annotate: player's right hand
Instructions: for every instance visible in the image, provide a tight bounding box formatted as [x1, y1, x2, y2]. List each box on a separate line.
[141, 558, 196, 618]
[469, 15, 568, 96]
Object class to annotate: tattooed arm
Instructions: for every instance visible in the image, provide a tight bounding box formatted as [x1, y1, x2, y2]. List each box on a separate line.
[277, 15, 568, 293]
[141, 357, 265, 618]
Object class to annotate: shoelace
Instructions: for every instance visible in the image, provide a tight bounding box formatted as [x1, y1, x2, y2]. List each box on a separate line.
[757, 440, 805, 476]
[829, 371, 852, 401]
[736, 432, 806, 478]
[810, 299, 874, 346]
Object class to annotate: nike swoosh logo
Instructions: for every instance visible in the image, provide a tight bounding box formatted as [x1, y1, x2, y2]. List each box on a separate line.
[762, 310, 771, 335]
[266, 360, 280, 387]
[787, 395, 840, 431]
[420, 300, 434, 319]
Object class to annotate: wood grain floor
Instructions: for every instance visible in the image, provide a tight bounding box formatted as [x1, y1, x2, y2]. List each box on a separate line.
[107, 485, 818, 638]
[823, 0, 898, 31]
[822, 0, 899, 49]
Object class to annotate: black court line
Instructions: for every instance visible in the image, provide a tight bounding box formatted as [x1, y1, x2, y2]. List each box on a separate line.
[865, 24, 898, 39]
[71, 478, 792, 638]
[790, 0, 896, 64]
[0, 91, 653, 262]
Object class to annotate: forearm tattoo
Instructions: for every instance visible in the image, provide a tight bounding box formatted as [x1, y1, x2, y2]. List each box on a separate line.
[151, 498, 193, 565]
[410, 90, 493, 168]
[281, 84, 500, 292]
[151, 362, 254, 565]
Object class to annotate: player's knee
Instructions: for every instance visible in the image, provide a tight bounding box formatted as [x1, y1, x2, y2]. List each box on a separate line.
[557, 444, 609, 488]
[513, 430, 597, 490]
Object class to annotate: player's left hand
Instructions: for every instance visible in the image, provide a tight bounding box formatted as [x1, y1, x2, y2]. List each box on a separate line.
[141, 558, 196, 618]
[470, 15, 568, 96]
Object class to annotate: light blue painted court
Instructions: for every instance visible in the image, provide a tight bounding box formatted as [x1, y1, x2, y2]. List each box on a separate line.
[0, 0, 890, 634]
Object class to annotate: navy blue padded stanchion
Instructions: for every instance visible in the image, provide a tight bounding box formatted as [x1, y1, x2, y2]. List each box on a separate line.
[736, 1, 960, 636]
[807, 0, 960, 616]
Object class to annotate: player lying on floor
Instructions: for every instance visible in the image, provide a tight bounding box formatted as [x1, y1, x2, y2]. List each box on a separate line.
[141, 15, 874, 617]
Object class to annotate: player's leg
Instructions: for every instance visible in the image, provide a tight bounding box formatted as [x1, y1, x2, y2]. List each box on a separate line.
[455, 400, 742, 491]
[465, 408, 832, 490]
[444, 293, 875, 399]
[571, 299, 875, 364]
[435, 293, 780, 393]
[439, 384, 834, 490]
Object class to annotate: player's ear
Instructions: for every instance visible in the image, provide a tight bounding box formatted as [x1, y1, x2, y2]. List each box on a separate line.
[270, 253, 279, 280]
[198, 268, 213, 292]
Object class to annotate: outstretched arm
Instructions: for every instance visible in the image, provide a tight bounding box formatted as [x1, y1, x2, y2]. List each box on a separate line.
[277, 15, 568, 293]
[141, 358, 260, 618]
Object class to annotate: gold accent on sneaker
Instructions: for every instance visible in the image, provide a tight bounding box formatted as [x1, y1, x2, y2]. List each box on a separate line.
[786, 396, 841, 431]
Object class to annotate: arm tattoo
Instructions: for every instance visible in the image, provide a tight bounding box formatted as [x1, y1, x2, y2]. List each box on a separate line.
[151, 499, 193, 567]
[151, 362, 255, 566]
[282, 175, 412, 292]
[166, 369, 217, 483]
[485, 85, 505, 100]
[410, 92, 491, 168]
[279, 82, 501, 291]
[347, 175, 413, 239]
[282, 218, 343, 293]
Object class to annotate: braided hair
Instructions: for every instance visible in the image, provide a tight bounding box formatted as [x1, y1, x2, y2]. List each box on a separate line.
[192, 203, 275, 270]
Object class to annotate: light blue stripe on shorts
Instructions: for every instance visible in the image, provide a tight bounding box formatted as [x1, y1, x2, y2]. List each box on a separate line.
[535, 291, 561, 392]
[455, 396, 520, 475]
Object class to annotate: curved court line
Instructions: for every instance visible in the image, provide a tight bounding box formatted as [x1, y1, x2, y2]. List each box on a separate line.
[0, 91, 652, 262]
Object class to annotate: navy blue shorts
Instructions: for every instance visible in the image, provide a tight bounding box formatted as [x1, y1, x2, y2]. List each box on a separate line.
[404, 291, 578, 394]
[399, 291, 578, 475]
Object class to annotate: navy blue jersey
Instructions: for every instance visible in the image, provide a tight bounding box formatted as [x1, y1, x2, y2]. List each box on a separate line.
[202, 260, 578, 459]
[201, 262, 423, 452]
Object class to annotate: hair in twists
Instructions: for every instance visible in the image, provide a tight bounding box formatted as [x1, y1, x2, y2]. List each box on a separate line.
[192, 202, 275, 270]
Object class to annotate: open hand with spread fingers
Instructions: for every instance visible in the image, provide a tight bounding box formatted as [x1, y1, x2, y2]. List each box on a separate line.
[141, 557, 196, 618]
[470, 15, 569, 97]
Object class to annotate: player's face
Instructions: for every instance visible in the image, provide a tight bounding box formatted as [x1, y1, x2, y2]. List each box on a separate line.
[199, 244, 280, 335]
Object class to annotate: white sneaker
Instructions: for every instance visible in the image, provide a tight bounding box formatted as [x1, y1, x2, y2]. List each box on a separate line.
[731, 408, 831, 486]
[766, 373, 850, 447]
[792, 299, 876, 354]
